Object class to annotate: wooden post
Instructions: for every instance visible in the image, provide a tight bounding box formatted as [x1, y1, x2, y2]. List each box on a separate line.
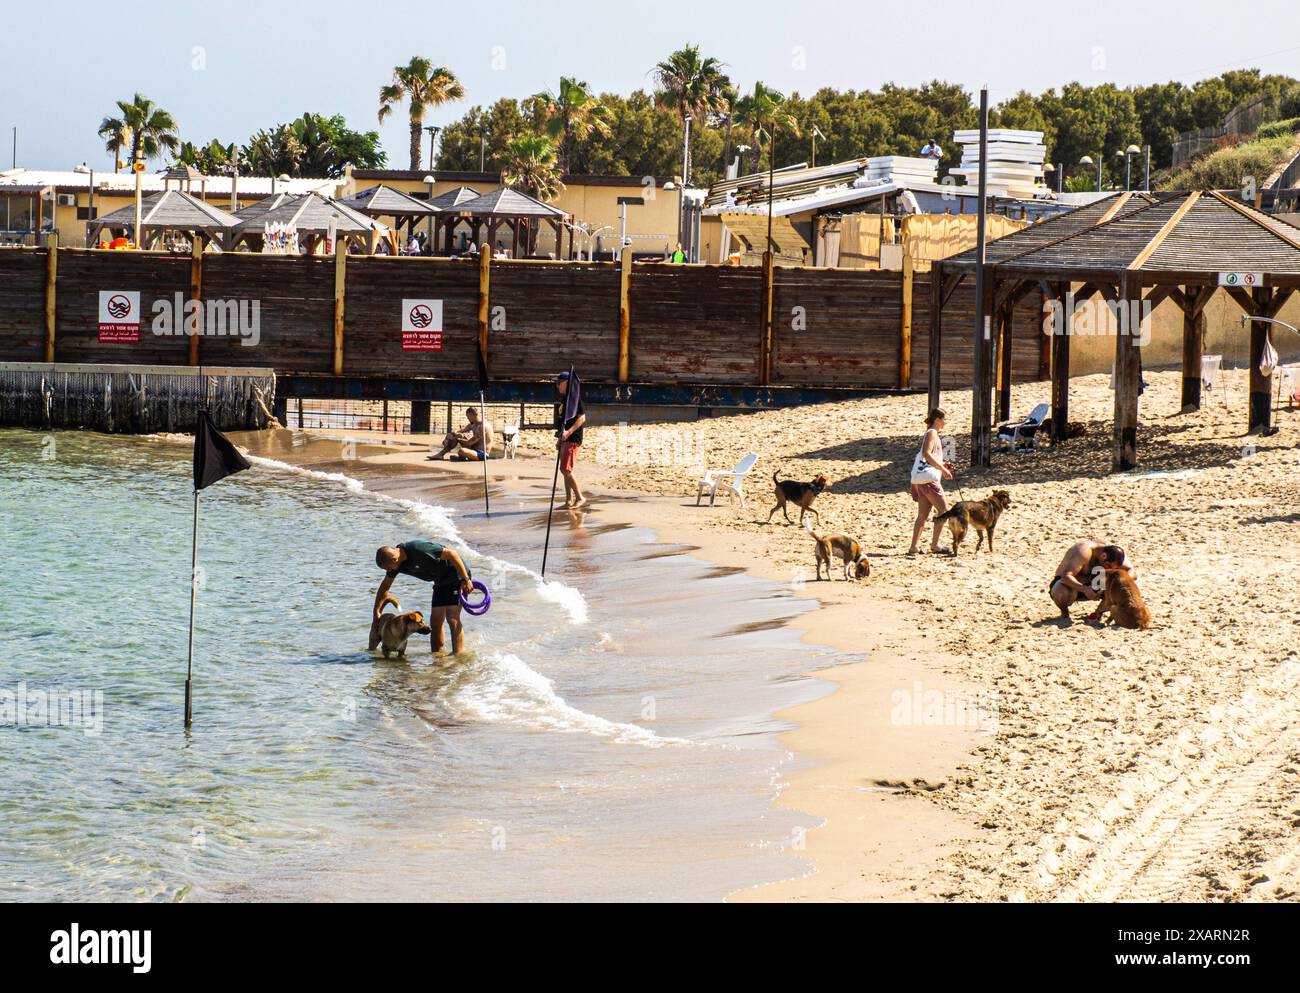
[971, 267, 995, 468]
[759, 250, 775, 384]
[1037, 285, 1051, 381]
[332, 242, 346, 376]
[927, 262, 943, 411]
[1249, 287, 1273, 434]
[478, 243, 491, 364]
[43, 231, 58, 362]
[1113, 275, 1141, 471]
[188, 234, 204, 367]
[1050, 282, 1070, 443]
[618, 247, 632, 383]
[1180, 286, 1209, 413]
[899, 252, 914, 389]
[996, 301, 1013, 423]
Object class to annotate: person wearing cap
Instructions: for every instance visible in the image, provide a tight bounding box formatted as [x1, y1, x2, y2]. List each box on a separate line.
[920, 138, 943, 160]
[554, 372, 587, 508]
[1049, 541, 1135, 617]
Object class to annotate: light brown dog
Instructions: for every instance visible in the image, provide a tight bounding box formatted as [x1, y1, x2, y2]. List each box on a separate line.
[768, 470, 830, 526]
[807, 524, 870, 581]
[1091, 567, 1151, 629]
[369, 594, 433, 657]
[933, 489, 1012, 555]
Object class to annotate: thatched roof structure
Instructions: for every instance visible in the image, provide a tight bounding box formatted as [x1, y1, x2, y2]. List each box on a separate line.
[428, 186, 482, 211]
[228, 192, 392, 254]
[337, 185, 436, 232]
[87, 189, 236, 249]
[440, 187, 572, 258]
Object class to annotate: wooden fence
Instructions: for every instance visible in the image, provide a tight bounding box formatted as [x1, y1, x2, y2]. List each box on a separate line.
[0, 243, 1049, 395]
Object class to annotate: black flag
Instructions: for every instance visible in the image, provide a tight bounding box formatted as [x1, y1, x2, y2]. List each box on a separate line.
[193, 409, 251, 491]
[476, 341, 490, 395]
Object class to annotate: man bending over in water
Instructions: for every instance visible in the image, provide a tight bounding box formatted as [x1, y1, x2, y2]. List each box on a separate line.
[374, 540, 474, 654]
[1049, 540, 1135, 617]
[428, 407, 488, 461]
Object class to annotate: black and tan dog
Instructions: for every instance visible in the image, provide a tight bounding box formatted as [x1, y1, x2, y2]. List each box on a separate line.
[806, 522, 870, 581]
[768, 470, 830, 526]
[369, 594, 433, 657]
[933, 489, 1012, 555]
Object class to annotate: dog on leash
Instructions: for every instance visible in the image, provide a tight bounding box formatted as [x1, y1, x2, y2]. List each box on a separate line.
[932, 489, 1012, 555]
[805, 522, 870, 581]
[768, 470, 830, 526]
[369, 594, 433, 657]
[1089, 567, 1151, 629]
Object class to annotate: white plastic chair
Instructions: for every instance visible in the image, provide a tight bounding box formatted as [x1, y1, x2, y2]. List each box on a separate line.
[1278, 364, 1300, 407]
[996, 402, 1050, 451]
[696, 453, 759, 507]
[1202, 354, 1223, 393]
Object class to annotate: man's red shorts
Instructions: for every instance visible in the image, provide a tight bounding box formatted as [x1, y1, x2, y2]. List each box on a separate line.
[560, 441, 581, 473]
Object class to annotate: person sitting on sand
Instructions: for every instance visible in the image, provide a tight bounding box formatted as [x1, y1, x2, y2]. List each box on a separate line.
[428, 407, 487, 461]
[908, 407, 956, 556]
[1049, 540, 1135, 617]
[373, 541, 474, 655]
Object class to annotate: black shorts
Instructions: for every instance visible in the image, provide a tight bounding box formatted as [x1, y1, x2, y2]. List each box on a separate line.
[431, 584, 461, 608]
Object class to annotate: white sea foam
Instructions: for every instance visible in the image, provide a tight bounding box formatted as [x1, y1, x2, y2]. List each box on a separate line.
[446, 652, 687, 747]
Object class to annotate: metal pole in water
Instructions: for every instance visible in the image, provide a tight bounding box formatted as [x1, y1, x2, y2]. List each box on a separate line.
[184, 489, 200, 729]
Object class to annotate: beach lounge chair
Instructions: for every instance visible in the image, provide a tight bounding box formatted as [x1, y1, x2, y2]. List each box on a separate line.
[696, 452, 759, 507]
[996, 403, 1050, 451]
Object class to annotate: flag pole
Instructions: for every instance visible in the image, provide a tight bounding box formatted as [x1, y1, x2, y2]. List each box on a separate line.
[479, 389, 490, 515]
[540, 364, 573, 577]
[184, 488, 199, 729]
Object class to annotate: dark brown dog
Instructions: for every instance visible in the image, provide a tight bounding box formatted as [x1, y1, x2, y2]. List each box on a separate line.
[933, 489, 1012, 555]
[369, 594, 433, 657]
[1090, 567, 1151, 629]
[768, 470, 829, 526]
[807, 524, 870, 581]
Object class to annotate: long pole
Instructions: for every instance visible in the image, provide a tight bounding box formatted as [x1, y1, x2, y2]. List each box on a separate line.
[133, 151, 143, 249]
[1096, 156, 1102, 193]
[971, 86, 991, 469]
[767, 126, 776, 252]
[540, 365, 573, 576]
[184, 490, 200, 729]
[479, 389, 490, 515]
[1143, 145, 1150, 192]
[678, 115, 691, 247]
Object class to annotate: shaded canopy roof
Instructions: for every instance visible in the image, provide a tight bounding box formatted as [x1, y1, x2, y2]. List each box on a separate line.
[90, 189, 237, 231]
[428, 185, 483, 211]
[446, 187, 568, 219]
[945, 190, 1300, 279]
[231, 192, 387, 234]
[337, 184, 435, 217]
[945, 192, 1162, 269]
[230, 191, 303, 225]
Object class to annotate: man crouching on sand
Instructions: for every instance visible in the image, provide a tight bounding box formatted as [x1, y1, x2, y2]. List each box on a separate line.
[1049, 540, 1134, 617]
[374, 541, 475, 654]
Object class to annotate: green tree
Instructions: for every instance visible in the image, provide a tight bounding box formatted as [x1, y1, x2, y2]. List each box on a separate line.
[378, 57, 465, 170]
[97, 93, 180, 171]
[501, 134, 564, 201]
[533, 77, 611, 172]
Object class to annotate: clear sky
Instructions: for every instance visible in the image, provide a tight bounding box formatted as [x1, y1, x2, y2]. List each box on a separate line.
[8, 0, 1300, 170]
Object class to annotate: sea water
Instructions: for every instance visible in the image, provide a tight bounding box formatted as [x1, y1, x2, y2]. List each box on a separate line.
[0, 429, 837, 901]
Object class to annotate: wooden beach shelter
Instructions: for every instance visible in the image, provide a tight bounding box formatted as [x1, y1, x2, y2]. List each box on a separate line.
[336, 184, 436, 242]
[86, 189, 237, 250]
[938, 191, 1300, 470]
[428, 186, 485, 254]
[227, 192, 392, 254]
[444, 187, 572, 258]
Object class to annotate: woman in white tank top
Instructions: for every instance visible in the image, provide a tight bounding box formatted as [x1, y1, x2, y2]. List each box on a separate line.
[908, 408, 955, 556]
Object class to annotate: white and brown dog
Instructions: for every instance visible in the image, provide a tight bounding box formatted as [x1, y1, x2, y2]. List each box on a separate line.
[806, 522, 871, 581]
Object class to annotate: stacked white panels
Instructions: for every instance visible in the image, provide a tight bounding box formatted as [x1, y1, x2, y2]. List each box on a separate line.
[861, 155, 939, 185]
[949, 129, 1047, 197]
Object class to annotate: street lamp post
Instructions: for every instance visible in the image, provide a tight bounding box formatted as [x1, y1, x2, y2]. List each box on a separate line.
[678, 114, 692, 248]
[425, 126, 442, 171]
[1079, 155, 1098, 192]
[811, 126, 826, 168]
[422, 174, 436, 253]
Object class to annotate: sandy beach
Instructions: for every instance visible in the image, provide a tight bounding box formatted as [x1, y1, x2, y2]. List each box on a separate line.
[334, 365, 1300, 902]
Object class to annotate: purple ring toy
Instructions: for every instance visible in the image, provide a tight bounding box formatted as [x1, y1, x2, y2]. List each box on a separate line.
[460, 580, 491, 616]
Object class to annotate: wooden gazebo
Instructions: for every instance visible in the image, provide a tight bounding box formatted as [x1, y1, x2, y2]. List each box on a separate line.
[428, 186, 485, 253]
[227, 192, 392, 254]
[336, 184, 436, 240]
[444, 187, 572, 258]
[938, 191, 1300, 470]
[87, 190, 237, 250]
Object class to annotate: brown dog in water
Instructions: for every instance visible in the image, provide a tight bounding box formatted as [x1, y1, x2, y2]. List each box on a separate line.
[1090, 567, 1151, 629]
[768, 470, 830, 526]
[806, 523, 870, 581]
[933, 489, 1012, 555]
[369, 594, 434, 657]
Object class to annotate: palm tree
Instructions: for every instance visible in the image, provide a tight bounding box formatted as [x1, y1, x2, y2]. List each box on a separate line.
[501, 134, 564, 201]
[733, 82, 798, 175]
[97, 93, 180, 172]
[653, 46, 730, 188]
[533, 77, 611, 172]
[378, 57, 465, 170]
